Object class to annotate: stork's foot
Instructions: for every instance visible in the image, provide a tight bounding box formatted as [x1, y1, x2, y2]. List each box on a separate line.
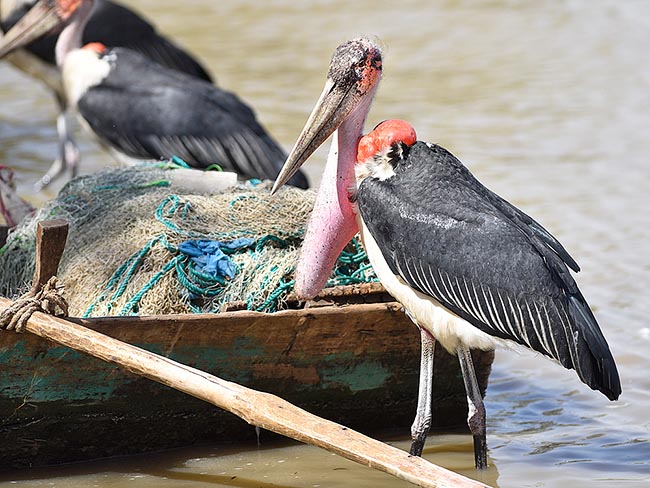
[466, 384, 488, 469]
[409, 408, 430, 456]
[34, 141, 80, 191]
[457, 345, 489, 470]
[473, 433, 488, 470]
[409, 436, 426, 457]
[409, 328, 435, 457]
[34, 158, 63, 191]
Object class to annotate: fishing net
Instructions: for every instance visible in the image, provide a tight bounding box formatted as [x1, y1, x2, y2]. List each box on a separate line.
[0, 162, 376, 317]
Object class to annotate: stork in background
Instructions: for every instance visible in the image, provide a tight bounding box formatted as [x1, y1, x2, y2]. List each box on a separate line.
[0, 0, 308, 189]
[272, 38, 620, 469]
[1, 0, 213, 189]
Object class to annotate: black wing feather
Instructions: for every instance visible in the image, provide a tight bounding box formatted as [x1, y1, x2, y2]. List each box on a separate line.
[3, 0, 213, 81]
[77, 48, 308, 188]
[357, 141, 620, 400]
[85, 0, 212, 82]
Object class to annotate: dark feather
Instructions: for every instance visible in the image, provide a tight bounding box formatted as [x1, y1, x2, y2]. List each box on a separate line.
[357, 141, 620, 400]
[2, 0, 212, 81]
[77, 48, 308, 187]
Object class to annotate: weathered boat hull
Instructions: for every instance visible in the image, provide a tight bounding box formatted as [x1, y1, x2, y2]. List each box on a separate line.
[0, 296, 493, 468]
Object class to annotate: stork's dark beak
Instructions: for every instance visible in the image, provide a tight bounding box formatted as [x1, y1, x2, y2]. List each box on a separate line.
[0, 0, 64, 58]
[271, 77, 361, 194]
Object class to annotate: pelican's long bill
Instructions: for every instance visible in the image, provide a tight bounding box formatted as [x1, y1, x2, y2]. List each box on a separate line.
[0, 0, 65, 58]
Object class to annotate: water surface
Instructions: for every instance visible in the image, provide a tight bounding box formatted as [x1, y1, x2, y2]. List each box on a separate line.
[0, 0, 648, 486]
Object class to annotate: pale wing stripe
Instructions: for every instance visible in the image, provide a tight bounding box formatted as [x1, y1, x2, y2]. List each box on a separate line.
[436, 269, 455, 306]
[507, 294, 528, 342]
[461, 277, 484, 322]
[514, 296, 527, 342]
[209, 137, 232, 165]
[234, 132, 262, 171]
[559, 305, 579, 366]
[480, 284, 505, 334]
[533, 303, 552, 354]
[534, 301, 553, 356]
[187, 136, 205, 163]
[470, 279, 491, 325]
[414, 260, 435, 297]
[428, 264, 451, 304]
[454, 276, 475, 318]
[399, 253, 421, 297]
[244, 132, 272, 174]
[195, 136, 215, 163]
[497, 288, 520, 341]
[525, 300, 550, 355]
[163, 135, 185, 159]
[523, 299, 542, 347]
[485, 285, 510, 336]
[442, 270, 466, 313]
[227, 135, 248, 169]
[420, 262, 439, 298]
[243, 130, 269, 164]
[544, 303, 560, 359]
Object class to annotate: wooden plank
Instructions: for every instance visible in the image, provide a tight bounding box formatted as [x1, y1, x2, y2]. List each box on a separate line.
[0, 299, 492, 467]
[30, 219, 68, 293]
[222, 282, 391, 311]
[0, 296, 490, 488]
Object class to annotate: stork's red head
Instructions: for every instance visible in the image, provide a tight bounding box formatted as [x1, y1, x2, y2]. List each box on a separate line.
[272, 38, 383, 192]
[357, 119, 417, 164]
[271, 39, 418, 299]
[0, 0, 89, 59]
[82, 42, 107, 55]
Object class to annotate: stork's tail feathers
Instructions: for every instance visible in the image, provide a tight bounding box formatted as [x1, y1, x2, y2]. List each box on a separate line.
[566, 295, 621, 401]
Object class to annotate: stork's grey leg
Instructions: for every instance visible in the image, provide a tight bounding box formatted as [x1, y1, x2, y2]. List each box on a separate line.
[35, 100, 80, 191]
[457, 345, 488, 469]
[409, 328, 435, 456]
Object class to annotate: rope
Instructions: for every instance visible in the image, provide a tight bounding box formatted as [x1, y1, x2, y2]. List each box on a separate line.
[0, 277, 68, 332]
[82, 235, 177, 317]
[70, 187, 378, 317]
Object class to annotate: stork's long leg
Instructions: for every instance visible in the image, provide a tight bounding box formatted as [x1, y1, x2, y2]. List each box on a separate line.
[457, 345, 488, 469]
[35, 96, 80, 191]
[409, 327, 435, 456]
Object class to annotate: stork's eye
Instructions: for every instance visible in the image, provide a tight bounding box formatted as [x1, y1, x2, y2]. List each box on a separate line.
[353, 62, 365, 78]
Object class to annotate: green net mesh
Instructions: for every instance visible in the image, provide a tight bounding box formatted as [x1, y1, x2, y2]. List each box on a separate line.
[0, 164, 376, 317]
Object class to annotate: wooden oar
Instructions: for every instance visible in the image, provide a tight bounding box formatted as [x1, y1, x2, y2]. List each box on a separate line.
[0, 220, 491, 488]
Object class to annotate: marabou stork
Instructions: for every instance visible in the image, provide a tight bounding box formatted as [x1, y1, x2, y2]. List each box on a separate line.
[0, 0, 308, 189]
[1, 0, 213, 189]
[271, 38, 621, 469]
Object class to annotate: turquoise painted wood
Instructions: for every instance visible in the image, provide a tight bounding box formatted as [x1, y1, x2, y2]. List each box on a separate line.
[0, 300, 493, 468]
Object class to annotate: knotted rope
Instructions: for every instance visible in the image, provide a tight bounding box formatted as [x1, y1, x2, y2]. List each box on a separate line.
[0, 277, 68, 332]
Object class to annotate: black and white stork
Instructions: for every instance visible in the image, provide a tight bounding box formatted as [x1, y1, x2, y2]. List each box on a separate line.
[271, 38, 621, 469]
[0, 0, 308, 189]
[1, 0, 212, 189]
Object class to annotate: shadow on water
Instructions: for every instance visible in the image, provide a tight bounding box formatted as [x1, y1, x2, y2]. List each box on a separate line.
[0, 434, 500, 487]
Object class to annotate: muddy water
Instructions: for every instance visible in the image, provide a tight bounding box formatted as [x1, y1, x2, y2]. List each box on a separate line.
[0, 0, 649, 486]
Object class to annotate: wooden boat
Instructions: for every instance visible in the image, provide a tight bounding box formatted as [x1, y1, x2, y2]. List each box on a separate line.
[0, 282, 494, 469]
